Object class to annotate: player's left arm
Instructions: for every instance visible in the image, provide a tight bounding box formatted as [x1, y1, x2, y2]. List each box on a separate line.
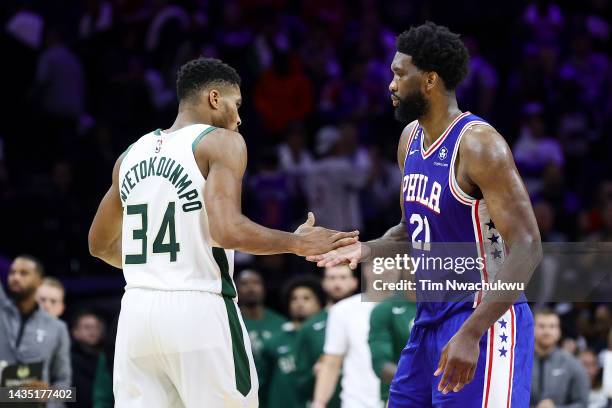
[88, 154, 125, 269]
[435, 124, 542, 394]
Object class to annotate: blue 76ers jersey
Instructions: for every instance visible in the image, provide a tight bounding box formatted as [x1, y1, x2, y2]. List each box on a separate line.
[402, 112, 516, 326]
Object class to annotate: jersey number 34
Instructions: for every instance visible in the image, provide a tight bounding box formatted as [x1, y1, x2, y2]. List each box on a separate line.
[125, 202, 181, 264]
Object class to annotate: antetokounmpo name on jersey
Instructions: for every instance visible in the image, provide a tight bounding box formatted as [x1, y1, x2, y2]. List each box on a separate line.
[402, 173, 442, 213]
[120, 156, 203, 212]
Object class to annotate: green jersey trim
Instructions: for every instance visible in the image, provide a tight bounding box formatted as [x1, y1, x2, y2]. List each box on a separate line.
[212, 247, 236, 298]
[192, 126, 218, 152]
[223, 296, 252, 397]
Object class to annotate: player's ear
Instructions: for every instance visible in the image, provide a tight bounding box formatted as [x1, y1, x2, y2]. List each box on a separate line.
[208, 89, 221, 110]
[424, 71, 438, 92]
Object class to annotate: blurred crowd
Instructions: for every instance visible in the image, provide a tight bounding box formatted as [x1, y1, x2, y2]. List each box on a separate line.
[0, 0, 611, 407]
[3, 256, 611, 407]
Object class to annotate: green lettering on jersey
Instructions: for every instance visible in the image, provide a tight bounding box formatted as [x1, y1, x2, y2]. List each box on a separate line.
[156, 157, 167, 176]
[168, 164, 184, 185]
[147, 157, 157, 176]
[124, 202, 181, 264]
[175, 174, 192, 195]
[152, 202, 180, 262]
[124, 204, 148, 264]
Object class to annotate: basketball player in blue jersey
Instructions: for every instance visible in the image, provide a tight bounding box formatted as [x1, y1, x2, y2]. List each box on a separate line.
[308, 22, 542, 407]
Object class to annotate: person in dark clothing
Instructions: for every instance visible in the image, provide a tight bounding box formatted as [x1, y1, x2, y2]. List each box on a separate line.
[70, 310, 105, 408]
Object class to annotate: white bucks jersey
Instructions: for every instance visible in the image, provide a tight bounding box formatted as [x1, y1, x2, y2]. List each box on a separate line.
[119, 124, 236, 296]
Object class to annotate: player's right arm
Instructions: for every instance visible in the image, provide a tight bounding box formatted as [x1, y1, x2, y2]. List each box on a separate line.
[88, 153, 125, 269]
[307, 122, 416, 268]
[198, 128, 359, 256]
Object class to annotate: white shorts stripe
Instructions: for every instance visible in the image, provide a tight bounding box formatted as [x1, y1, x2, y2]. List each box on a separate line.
[482, 306, 516, 408]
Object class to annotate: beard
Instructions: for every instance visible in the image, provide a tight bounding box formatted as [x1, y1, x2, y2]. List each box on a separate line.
[239, 298, 261, 308]
[8, 286, 35, 301]
[394, 89, 429, 123]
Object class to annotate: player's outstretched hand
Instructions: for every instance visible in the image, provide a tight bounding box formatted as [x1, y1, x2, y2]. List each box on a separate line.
[305, 241, 363, 270]
[293, 212, 359, 257]
[433, 330, 480, 394]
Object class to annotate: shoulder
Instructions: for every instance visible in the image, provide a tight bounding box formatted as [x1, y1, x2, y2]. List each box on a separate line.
[331, 293, 360, 314]
[557, 350, 586, 370]
[36, 309, 69, 337]
[265, 324, 294, 347]
[281, 321, 297, 333]
[265, 308, 288, 326]
[459, 123, 512, 164]
[301, 310, 327, 331]
[371, 298, 393, 314]
[195, 127, 246, 163]
[555, 349, 577, 362]
[197, 127, 245, 151]
[194, 127, 247, 174]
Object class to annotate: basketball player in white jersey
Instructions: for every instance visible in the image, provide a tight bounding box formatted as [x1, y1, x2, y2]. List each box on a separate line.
[87, 57, 359, 407]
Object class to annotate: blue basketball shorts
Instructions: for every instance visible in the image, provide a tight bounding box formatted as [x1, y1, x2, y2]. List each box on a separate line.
[388, 303, 533, 408]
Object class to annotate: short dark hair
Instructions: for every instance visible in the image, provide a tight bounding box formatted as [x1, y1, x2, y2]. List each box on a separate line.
[16, 254, 44, 277]
[534, 308, 558, 319]
[283, 275, 326, 311]
[396, 22, 469, 90]
[176, 57, 241, 102]
[70, 308, 104, 329]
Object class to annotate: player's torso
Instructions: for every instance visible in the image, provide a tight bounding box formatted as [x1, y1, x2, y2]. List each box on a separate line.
[402, 112, 508, 325]
[119, 124, 236, 295]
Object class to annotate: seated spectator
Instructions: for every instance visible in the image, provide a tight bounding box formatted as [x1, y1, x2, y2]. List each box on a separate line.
[254, 50, 314, 136]
[236, 269, 287, 406]
[248, 149, 294, 230]
[531, 308, 590, 408]
[313, 263, 382, 408]
[70, 310, 105, 408]
[79, 0, 113, 40]
[36, 277, 66, 318]
[33, 27, 85, 121]
[304, 126, 368, 231]
[513, 102, 564, 197]
[522, 0, 564, 43]
[362, 145, 401, 239]
[294, 265, 358, 407]
[456, 36, 498, 119]
[578, 349, 609, 408]
[277, 123, 314, 178]
[534, 200, 567, 242]
[0, 255, 71, 405]
[260, 276, 325, 408]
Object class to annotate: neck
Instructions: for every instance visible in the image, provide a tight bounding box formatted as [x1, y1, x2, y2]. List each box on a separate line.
[241, 304, 264, 320]
[535, 343, 556, 357]
[166, 106, 213, 133]
[292, 320, 302, 330]
[16, 297, 37, 315]
[419, 96, 461, 149]
[78, 342, 99, 354]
